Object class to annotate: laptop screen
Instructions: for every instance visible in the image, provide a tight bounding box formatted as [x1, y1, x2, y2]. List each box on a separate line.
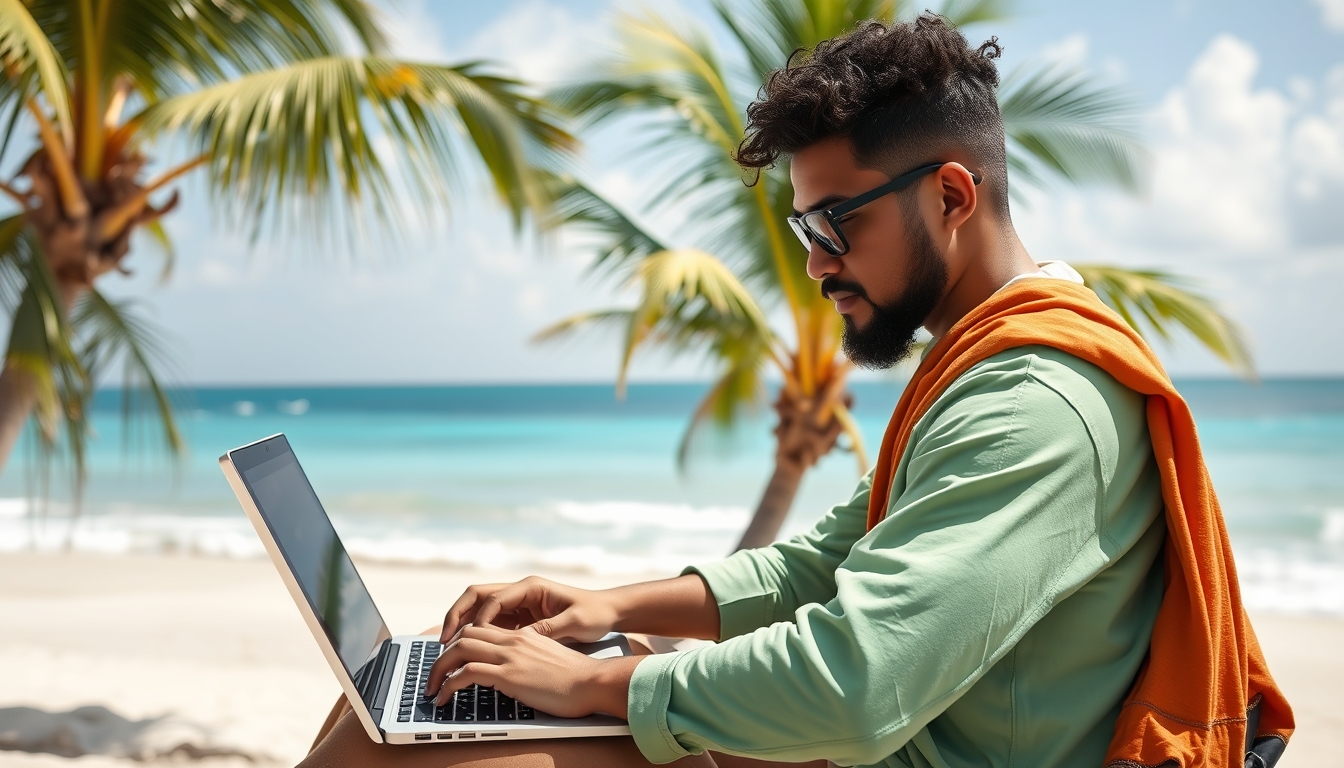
[233, 437, 389, 677]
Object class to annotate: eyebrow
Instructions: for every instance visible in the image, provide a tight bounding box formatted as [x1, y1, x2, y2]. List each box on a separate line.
[791, 194, 850, 217]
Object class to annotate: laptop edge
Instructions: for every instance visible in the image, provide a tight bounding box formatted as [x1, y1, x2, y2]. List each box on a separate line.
[220, 433, 632, 745]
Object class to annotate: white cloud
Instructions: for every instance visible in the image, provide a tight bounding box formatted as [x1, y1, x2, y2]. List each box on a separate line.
[1040, 34, 1089, 67]
[1142, 36, 1291, 252]
[381, 0, 451, 61]
[459, 0, 606, 86]
[1312, 0, 1344, 32]
[1014, 35, 1344, 374]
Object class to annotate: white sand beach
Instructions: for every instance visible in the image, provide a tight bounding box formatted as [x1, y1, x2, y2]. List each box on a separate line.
[0, 552, 1339, 767]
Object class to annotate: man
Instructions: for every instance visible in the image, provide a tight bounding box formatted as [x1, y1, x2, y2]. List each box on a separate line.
[303, 15, 1289, 768]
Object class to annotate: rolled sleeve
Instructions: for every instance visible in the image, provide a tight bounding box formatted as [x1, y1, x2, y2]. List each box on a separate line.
[627, 652, 692, 763]
[683, 553, 785, 640]
[684, 472, 874, 640]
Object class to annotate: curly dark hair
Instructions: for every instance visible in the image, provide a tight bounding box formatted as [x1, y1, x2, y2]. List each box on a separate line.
[737, 14, 1010, 218]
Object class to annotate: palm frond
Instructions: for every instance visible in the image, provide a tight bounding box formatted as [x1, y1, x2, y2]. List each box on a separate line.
[927, 0, 1012, 27]
[553, 10, 743, 157]
[1075, 264, 1254, 376]
[1000, 63, 1147, 195]
[531, 308, 634, 345]
[536, 248, 777, 397]
[2, 224, 87, 470]
[675, 341, 769, 470]
[0, 213, 28, 311]
[714, 0, 904, 82]
[0, 0, 71, 134]
[138, 219, 175, 282]
[132, 56, 573, 240]
[612, 248, 774, 394]
[71, 290, 183, 456]
[28, 0, 386, 102]
[541, 174, 669, 274]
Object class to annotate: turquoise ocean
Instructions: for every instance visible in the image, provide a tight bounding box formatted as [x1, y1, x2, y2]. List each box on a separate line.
[1, 379, 1341, 615]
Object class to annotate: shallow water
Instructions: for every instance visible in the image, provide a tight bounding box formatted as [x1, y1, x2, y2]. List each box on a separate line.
[2, 379, 1341, 615]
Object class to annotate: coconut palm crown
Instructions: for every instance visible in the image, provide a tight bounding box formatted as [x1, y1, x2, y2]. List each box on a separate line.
[0, 0, 572, 492]
[537, 0, 1252, 550]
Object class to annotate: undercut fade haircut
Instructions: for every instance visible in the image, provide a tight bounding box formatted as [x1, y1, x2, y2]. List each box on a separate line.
[737, 14, 1011, 219]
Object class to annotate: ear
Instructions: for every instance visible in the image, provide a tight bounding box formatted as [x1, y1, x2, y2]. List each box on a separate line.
[932, 162, 978, 234]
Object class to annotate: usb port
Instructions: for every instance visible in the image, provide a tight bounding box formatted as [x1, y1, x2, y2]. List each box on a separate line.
[436, 734, 452, 740]
[458, 733, 476, 739]
[481, 732, 507, 738]
[414, 734, 431, 741]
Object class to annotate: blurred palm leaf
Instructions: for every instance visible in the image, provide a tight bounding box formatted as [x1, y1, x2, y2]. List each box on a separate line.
[135, 57, 572, 236]
[1, 224, 88, 497]
[0, 0, 71, 133]
[1076, 264, 1253, 375]
[1000, 64, 1146, 195]
[25, 0, 385, 99]
[536, 247, 777, 396]
[72, 290, 183, 455]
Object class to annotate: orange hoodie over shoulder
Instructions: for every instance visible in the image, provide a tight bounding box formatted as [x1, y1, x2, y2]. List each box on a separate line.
[864, 278, 1292, 768]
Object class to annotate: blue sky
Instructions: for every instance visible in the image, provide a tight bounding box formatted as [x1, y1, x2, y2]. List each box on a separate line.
[98, 0, 1344, 384]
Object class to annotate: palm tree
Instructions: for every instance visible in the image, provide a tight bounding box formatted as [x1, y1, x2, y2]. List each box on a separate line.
[536, 0, 1252, 550]
[0, 0, 571, 492]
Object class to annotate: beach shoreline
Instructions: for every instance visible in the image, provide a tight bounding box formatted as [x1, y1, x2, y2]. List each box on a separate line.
[0, 551, 1339, 767]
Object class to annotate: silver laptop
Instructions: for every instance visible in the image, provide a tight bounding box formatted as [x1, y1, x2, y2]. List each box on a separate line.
[220, 433, 632, 745]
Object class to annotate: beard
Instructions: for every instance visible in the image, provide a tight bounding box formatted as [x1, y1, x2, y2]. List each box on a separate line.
[824, 218, 948, 370]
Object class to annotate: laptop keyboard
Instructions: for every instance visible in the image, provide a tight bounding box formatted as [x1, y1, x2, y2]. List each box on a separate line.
[397, 640, 536, 724]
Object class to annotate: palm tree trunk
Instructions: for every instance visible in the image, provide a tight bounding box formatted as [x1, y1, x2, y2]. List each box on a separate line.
[733, 386, 851, 551]
[735, 458, 806, 550]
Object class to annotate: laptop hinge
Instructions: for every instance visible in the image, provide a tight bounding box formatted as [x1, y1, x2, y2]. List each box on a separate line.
[355, 639, 400, 727]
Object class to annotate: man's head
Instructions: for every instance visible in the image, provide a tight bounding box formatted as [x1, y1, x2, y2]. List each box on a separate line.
[737, 15, 1008, 368]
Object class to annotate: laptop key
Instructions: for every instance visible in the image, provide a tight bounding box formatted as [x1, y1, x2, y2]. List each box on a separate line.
[455, 687, 476, 722]
[518, 705, 535, 720]
[477, 687, 496, 721]
[413, 702, 435, 722]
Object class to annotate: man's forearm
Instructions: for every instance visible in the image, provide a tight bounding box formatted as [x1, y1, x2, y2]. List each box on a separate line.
[604, 573, 720, 640]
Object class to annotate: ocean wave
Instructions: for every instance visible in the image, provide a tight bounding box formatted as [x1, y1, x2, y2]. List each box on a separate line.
[3, 499, 1343, 612]
[1235, 547, 1344, 616]
[0, 506, 708, 576]
[540, 500, 749, 532]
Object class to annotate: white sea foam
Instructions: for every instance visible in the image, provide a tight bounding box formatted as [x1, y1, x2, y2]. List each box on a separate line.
[1236, 548, 1344, 616]
[0, 500, 711, 576]
[544, 500, 749, 532]
[4, 498, 1344, 609]
[1321, 509, 1344, 544]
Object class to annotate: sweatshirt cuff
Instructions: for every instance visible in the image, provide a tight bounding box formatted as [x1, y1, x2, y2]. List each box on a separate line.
[627, 652, 693, 764]
[683, 556, 781, 640]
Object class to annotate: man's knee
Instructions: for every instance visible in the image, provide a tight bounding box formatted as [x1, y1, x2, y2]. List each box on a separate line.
[303, 709, 715, 768]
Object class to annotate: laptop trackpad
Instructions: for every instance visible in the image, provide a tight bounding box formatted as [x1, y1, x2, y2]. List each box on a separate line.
[568, 634, 632, 660]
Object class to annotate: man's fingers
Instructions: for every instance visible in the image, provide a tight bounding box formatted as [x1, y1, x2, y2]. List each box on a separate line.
[521, 612, 580, 641]
[440, 583, 509, 641]
[474, 580, 543, 628]
[433, 662, 501, 705]
[426, 636, 508, 695]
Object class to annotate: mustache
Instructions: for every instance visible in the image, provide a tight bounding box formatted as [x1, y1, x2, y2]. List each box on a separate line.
[820, 277, 868, 301]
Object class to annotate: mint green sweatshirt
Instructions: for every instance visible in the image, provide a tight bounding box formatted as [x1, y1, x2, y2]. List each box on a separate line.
[627, 347, 1167, 767]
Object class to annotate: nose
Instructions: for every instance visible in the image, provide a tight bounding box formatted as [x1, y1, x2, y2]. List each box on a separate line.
[805, 243, 840, 281]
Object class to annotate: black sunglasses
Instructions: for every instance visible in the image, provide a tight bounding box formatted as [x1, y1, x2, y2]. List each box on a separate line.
[787, 162, 982, 257]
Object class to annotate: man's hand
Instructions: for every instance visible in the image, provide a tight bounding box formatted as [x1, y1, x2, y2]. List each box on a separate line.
[440, 576, 618, 644]
[426, 624, 640, 719]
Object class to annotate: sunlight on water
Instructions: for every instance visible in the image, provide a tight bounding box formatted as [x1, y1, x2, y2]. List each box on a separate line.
[2, 380, 1341, 613]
